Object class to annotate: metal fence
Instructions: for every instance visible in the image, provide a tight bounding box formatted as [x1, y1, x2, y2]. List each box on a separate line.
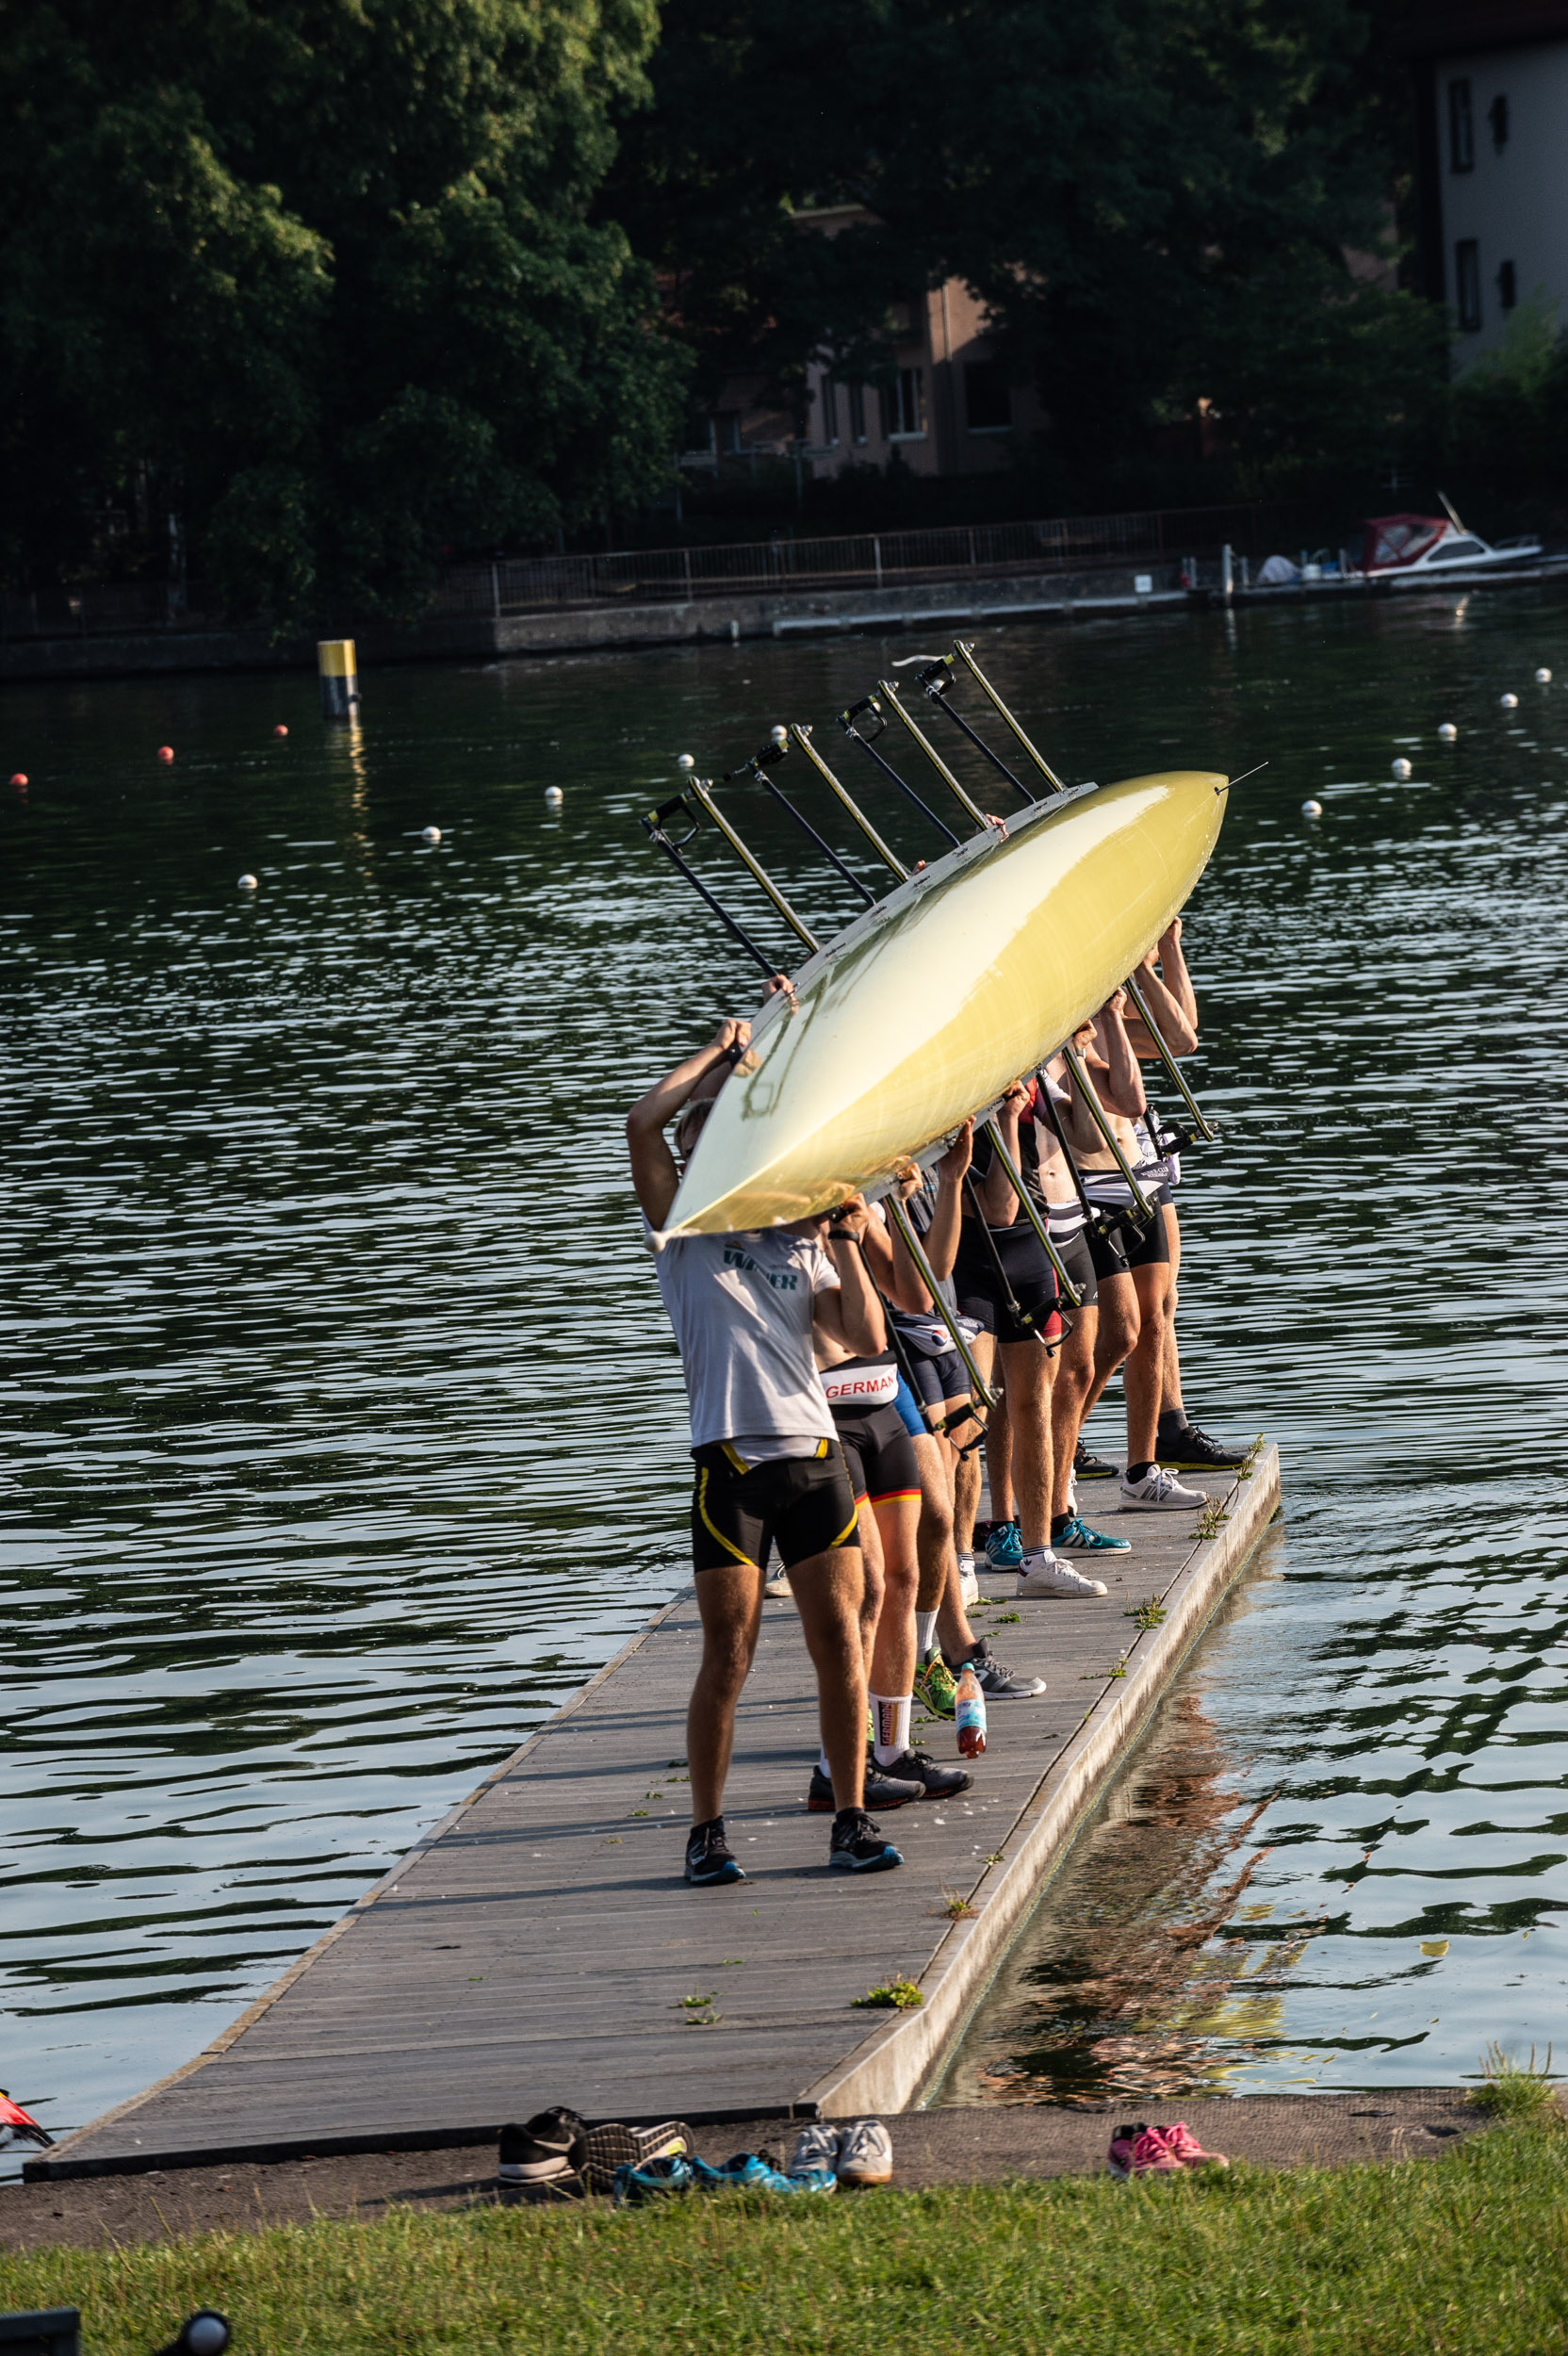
[430, 503, 1299, 618]
[2, 500, 1299, 638]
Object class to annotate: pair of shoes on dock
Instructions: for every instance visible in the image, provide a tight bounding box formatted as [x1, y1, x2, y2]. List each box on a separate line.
[1106, 2119, 1229, 2177]
[807, 1747, 972, 1811]
[686, 1808, 904, 1882]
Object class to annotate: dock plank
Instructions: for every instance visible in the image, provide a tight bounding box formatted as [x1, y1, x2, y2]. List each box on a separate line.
[31, 1449, 1280, 2177]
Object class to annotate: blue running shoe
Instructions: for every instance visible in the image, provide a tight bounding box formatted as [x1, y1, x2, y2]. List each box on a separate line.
[613, 2153, 694, 2206]
[828, 1808, 903, 1873]
[685, 1818, 745, 1885]
[1054, 1513, 1132, 1554]
[984, 1519, 1022, 1570]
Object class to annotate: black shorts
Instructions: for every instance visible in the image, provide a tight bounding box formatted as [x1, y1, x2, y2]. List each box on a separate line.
[1086, 1203, 1170, 1280]
[954, 1219, 1063, 1347]
[691, 1442, 858, 1576]
[904, 1345, 967, 1411]
[830, 1401, 922, 1506]
[1054, 1223, 1098, 1309]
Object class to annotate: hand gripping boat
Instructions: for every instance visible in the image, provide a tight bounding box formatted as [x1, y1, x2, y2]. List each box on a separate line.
[663, 765, 1229, 1235]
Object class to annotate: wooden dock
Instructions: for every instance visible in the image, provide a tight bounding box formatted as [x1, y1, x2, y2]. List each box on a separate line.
[29, 1448, 1280, 2180]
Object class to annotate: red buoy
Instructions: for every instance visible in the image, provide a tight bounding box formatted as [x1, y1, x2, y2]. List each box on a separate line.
[157, 744, 174, 763]
[8, 773, 25, 788]
[273, 724, 288, 738]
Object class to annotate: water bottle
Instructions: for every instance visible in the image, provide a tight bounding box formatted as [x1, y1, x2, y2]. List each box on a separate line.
[955, 1662, 988, 1758]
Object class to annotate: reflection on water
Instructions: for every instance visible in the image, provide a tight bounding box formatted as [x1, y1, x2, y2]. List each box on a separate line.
[4, 588, 1568, 2156]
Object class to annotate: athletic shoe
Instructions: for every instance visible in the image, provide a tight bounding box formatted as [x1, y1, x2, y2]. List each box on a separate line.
[1074, 1439, 1119, 1481]
[808, 1758, 923, 1812]
[874, 1746, 973, 1800]
[1119, 1465, 1205, 1512]
[984, 1519, 1023, 1570]
[828, 1808, 903, 1873]
[685, 1819, 745, 1884]
[1017, 1551, 1108, 1599]
[1156, 2119, 1230, 2169]
[763, 1569, 793, 1598]
[915, 1650, 958, 1719]
[1054, 1513, 1132, 1554]
[1156, 1424, 1248, 1472]
[691, 2151, 805, 2193]
[1105, 2122, 1144, 2177]
[613, 2153, 694, 2205]
[581, 2119, 694, 2196]
[1111, 2126, 1182, 2178]
[946, 1634, 1045, 1699]
[957, 1553, 981, 1607]
[498, 2106, 587, 2186]
[836, 2116, 894, 2186]
[789, 2121, 843, 2178]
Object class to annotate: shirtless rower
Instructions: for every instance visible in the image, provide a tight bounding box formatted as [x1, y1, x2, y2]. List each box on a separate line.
[1121, 920, 1247, 1474]
[1056, 986, 1204, 1511]
[952, 1084, 1109, 1598]
[626, 1018, 903, 1883]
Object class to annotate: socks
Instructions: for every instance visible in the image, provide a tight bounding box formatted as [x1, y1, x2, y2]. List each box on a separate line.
[1157, 1407, 1189, 1436]
[1020, 1547, 1056, 1571]
[1126, 1461, 1154, 1483]
[915, 1610, 939, 1658]
[1051, 1512, 1073, 1542]
[872, 1693, 912, 1766]
[819, 1742, 833, 1777]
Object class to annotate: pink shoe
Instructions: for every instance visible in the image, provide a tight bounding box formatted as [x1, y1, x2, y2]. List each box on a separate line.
[1157, 2119, 1230, 2170]
[1124, 2126, 1183, 2177]
[1105, 2123, 1143, 2177]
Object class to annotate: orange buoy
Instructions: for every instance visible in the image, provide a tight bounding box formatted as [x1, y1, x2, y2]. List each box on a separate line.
[157, 744, 174, 763]
[8, 772, 25, 788]
[273, 724, 288, 738]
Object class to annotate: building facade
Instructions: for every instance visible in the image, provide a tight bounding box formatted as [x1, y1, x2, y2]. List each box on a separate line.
[1400, 1, 1568, 362]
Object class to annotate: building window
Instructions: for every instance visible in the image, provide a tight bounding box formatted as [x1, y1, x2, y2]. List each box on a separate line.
[1489, 92, 1510, 151]
[964, 363, 1012, 433]
[818, 381, 839, 445]
[1455, 239, 1482, 332]
[1498, 258, 1517, 311]
[1449, 79, 1474, 172]
[716, 411, 742, 455]
[848, 382, 867, 444]
[880, 367, 926, 438]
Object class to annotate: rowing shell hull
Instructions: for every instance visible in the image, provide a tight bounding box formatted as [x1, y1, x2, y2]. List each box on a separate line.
[664, 768, 1228, 1235]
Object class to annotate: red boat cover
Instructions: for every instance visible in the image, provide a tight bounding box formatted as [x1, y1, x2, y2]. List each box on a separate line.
[1364, 515, 1446, 571]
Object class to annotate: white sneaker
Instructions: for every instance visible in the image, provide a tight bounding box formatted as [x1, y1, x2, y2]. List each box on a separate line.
[1119, 1465, 1205, 1511]
[789, 2120, 842, 2176]
[1016, 1550, 1108, 1598]
[836, 2116, 893, 2186]
[957, 1553, 980, 1607]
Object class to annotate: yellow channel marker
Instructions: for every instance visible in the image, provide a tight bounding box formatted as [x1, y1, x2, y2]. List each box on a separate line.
[663, 768, 1229, 1236]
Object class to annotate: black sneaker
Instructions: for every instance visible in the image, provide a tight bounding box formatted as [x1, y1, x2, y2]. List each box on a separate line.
[1155, 1422, 1247, 1471]
[808, 1755, 923, 1812]
[875, 1746, 973, 1800]
[1074, 1439, 1119, 1480]
[498, 2105, 587, 2186]
[684, 1817, 745, 1885]
[828, 1808, 904, 1873]
[944, 1634, 1046, 1700]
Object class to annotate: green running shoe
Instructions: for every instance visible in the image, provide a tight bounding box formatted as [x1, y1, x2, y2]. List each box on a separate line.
[915, 1650, 958, 1718]
[1054, 1512, 1132, 1554]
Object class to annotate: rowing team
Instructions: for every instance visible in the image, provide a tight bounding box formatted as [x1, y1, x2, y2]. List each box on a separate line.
[626, 918, 1245, 1887]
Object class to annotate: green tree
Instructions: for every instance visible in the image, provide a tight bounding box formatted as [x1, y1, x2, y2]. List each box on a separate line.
[0, 0, 688, 616]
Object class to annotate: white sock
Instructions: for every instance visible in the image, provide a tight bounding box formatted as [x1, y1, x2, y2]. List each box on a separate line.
[819, 1742, 833, 1777]
[956, 1550, 975, 1569]
[871, 1693, 912, 1766]
[915, 1610, 939, 1658]
[1020, 1547, 1057, 1571]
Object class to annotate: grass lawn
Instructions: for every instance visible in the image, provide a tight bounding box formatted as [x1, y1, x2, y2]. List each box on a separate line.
[4, 2121, 1565, 2355]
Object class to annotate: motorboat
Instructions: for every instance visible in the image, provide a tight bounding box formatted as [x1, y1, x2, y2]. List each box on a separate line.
[1353, 496, 1543, 580]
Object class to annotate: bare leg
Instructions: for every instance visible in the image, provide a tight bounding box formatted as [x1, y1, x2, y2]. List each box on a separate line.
[1159, 1203, 1184, 1418]
[997, 1335, 1054, 1550]
[855, 1494, 884, 1663]
[687, 1562, 764, 1824]
[866, 1493, 921, 1703]
[954, 1333, 993, 1555]
[985, 1380, 1014, 1527]
[912, 1432, 956, 1613]
[1081, 1268, 1139, 1424]
[790, 1546, 868, 1813]
[1051, 1301, 1098, 1518]
[1123, 1259, 1171, 1465]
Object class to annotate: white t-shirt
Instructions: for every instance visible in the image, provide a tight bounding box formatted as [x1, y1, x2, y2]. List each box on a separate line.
[645, 1220, 840, 1455]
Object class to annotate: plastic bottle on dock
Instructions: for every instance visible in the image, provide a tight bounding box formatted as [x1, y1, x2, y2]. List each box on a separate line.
[955, 1662, 988, 1758]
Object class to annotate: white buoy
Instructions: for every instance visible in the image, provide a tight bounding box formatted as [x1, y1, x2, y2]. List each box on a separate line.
[677, 753, 695, 772]
[1438, 722, 1458, 742]
[1537, 667, 1553, 684]
[237, 873, 258, 891]
[1500, 692, 1519, 710]
[1301, 799, 1323, 818]
[1392, 757, 1413, 781]
[544, 785, 564, 807]
[770, 725, 789, 748]
[421, 824, 442, 844]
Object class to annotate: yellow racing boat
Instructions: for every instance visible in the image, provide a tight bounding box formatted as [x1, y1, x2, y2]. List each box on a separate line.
[663, 767, 1228, 1235]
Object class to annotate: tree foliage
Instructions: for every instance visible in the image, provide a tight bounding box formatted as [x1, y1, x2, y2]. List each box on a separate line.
[0, 0, 688, 613]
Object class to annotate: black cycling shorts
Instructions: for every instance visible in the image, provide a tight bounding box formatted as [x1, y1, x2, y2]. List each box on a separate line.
[1053, 1223, 1098, 1309]
[829, 1400, 922, 1506]
[904, 1344, 967, 1411]
[1086, 1202, 1170, 1281]
[953, 1219, 1063, 1347]
[691, 1442, 858, 1576]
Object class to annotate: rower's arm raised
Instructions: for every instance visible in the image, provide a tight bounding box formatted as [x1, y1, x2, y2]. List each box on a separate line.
[625, 1021, 748, 1227]
[1092, 992, 1147, 1120]
[1125, 920, 1198, 1058]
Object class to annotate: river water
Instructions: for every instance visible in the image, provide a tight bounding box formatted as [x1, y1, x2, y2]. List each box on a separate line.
[2, 588, 1566, 2154]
